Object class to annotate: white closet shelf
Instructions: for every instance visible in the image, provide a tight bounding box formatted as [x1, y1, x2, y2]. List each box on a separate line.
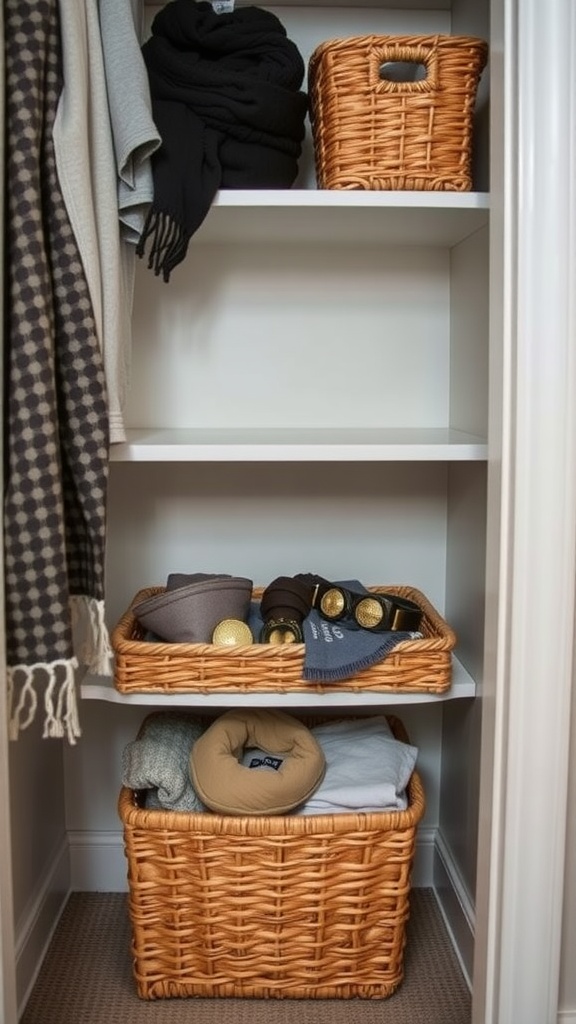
[146, 1, 450, 8]
[81, 656, 475, 706]
[192, 190, 489, 246]
[110, 427, 488, 463]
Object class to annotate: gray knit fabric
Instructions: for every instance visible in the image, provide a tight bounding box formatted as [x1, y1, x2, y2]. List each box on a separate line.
[122, 711, 206, 811]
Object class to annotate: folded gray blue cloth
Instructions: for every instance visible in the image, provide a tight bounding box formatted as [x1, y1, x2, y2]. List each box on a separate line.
[301, 609, 416, 682]
[121, 711, 206, 811]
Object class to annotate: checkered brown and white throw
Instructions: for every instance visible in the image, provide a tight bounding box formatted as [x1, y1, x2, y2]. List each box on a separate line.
[4, 0, 111, 743]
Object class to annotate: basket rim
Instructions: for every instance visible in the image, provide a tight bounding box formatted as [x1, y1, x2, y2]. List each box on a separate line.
[309, 33, 489, 70]
[309, 32, 489, 46]
[112, 583, 456, 656]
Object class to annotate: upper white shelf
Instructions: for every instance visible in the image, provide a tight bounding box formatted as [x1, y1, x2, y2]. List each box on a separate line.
[145, 1, 451, 9]
[191, 190, 489, 247]
[110, 427, 488, 462]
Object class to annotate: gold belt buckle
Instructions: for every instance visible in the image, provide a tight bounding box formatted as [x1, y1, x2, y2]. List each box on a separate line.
[259, 618, 303, 645]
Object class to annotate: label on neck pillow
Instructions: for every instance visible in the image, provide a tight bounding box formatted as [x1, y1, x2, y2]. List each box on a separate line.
[248, 755, 284, 771]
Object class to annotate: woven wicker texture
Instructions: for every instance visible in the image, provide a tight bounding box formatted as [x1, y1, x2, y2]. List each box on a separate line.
[119, 715, 425, 1000]
[112, 585, 456, 695]
[308, 34, 488, 191]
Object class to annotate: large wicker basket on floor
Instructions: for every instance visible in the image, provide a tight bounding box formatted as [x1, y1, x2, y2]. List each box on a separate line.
[112, 584, 456, 695]
[119, 713, 425, 1000]
[308, 34, 488, 191]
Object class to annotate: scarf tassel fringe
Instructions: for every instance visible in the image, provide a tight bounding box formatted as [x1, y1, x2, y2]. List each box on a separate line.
[7, 597, 113, 744]
[137, 209, 189, 282]
[8, 659, 81, 745]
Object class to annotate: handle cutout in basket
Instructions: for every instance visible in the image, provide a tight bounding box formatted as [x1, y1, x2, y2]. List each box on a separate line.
[379, 60, 427, 83]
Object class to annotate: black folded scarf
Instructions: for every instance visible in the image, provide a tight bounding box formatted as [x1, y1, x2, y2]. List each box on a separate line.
[137, 1, 308, 281]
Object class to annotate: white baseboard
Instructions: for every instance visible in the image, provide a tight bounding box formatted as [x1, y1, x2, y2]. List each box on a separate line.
[68, 830, 129, 892]
[412, 825, 435, 887]
[433, 827, 475, 987]
[557, 1013, 576, 1023]
[15, 837, 70, 1018]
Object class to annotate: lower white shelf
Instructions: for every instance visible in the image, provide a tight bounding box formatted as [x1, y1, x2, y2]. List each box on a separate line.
[80, 657, 475, 707]
[109, 428, 488, 463]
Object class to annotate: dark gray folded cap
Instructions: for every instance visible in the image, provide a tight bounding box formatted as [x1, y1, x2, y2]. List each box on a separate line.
[166, 572, 232, 591]
[133, 576, 253, 643]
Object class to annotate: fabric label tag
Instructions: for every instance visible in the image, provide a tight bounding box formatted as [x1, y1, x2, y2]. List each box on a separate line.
[248, 756, 283, 771]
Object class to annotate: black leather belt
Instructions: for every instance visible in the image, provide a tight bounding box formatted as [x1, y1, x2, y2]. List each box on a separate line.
[259, 573, 423, 644]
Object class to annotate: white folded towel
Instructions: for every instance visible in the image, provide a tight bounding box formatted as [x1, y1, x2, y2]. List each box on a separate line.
[298, 715, 418, 815]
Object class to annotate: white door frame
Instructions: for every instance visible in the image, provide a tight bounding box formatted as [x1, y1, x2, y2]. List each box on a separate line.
[474, 0, 576, 1021]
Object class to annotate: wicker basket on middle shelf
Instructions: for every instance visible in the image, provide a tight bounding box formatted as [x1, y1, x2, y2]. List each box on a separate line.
[112, 584, 456, 696]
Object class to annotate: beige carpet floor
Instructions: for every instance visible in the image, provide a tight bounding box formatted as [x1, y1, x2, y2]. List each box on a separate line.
[20, 889, 471, 1023]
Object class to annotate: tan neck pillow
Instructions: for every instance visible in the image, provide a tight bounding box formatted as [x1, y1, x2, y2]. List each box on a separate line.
[189, 710, 326, 815]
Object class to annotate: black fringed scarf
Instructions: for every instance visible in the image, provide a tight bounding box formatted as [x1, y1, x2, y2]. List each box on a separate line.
[137, 1, 308, 281]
